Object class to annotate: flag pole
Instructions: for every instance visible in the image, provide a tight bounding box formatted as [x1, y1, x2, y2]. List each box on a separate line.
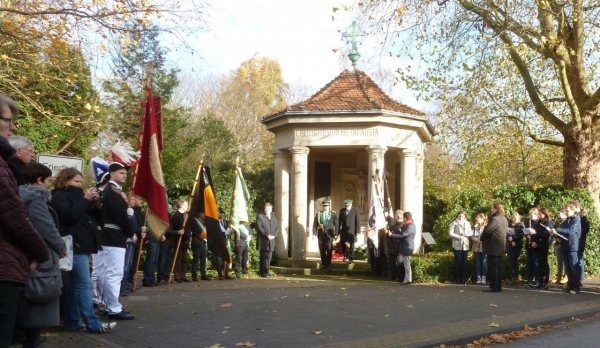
[169, 156, 204, 284]
[225, 156, 240, 268]
[131, 208, 149, 292]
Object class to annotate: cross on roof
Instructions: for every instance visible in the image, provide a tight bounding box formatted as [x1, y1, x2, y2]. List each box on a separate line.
[342, 21, 366, 66]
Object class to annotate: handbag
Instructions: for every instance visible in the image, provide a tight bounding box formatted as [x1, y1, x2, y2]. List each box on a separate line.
[24, 252, 62, 303]
[59, 235, 73, 271]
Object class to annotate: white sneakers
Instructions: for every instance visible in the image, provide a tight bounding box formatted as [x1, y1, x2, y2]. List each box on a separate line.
[90, 322, 117, 334]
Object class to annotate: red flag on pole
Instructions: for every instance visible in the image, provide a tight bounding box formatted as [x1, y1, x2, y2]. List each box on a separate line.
[132, 86, 170, 239]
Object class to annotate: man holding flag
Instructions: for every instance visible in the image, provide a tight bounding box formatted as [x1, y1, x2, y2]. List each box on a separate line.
[186, 166, 231, 280]
[229, 166, 252, 279]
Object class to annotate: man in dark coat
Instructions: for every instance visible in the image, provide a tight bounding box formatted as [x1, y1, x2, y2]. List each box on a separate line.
[216, 207, 235, 280]
[99, 162, 135, 319]
[338, 199, 361, 263]
[0, 95, 49, 347]
[190, 212, 211, 281]
[572, 200, 589, 286]
[167, 200, 191, 283]
[388, 211, 416, 284]
[481, 203, 508, 293]
[312, 200, 339, 273]
[553, 203, 582, 294]
[256, 203, 279, 277]
[7, 135, 34, 187]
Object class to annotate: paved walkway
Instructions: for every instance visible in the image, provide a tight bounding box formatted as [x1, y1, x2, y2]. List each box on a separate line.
[33, 276, 600, 348]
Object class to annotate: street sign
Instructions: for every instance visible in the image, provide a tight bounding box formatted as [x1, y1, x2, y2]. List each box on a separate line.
[37, 154, 84, 178]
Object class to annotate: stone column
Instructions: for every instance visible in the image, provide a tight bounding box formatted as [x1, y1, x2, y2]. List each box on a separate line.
[273, 150, 290, 258]
[400, 149, 420, 252]
[289, 146, 310, 262]
[365, 145, 387, 212]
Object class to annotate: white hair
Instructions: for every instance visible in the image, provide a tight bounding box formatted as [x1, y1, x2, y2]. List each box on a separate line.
[8, 136, 33, 150]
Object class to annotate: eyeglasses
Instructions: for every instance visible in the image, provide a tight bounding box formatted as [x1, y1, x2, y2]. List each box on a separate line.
[0, 116, 14, 125]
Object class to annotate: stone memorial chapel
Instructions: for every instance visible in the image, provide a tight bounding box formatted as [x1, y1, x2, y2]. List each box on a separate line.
[262, 67, 434, 262]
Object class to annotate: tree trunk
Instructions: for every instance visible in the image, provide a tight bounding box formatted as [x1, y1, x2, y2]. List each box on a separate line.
[563, 116, 600, 216]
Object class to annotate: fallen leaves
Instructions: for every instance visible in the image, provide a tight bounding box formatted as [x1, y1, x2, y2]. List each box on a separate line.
[304, 294, 310, 297]
[489, 303, 498, 307]
[488, 322, 500, 327]
[220, 303, 232, 307]
[192, 310, 198, 314]
[235, 342, 256, 347]
[313, 331, 323, 335]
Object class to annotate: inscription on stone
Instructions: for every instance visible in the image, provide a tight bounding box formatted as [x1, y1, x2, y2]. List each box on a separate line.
[295, 129, 379, 138]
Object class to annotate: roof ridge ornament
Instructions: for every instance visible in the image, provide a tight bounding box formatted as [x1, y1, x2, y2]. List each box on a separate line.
[342, 21, 367, 67]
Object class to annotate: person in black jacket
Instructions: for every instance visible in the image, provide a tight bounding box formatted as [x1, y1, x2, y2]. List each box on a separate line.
[98, 162, 135, 320]
[256, 203, 279, 277]
[216, 207, 235, 280]
[122, 194, 146, 294]
[481, 203, 508, 293]
[169, 200, 191, 283]
[387, 211, 416, 284]
[7, 135, 34, 187]
[506, 212, 525, 285]
[233, 223, 251, 279]
[572, 200, 589, 286]
[189, 212, 210, 281]
[51, 167, 116, 332]
[312, 200, 338, 273]
[338, 199, 361, 263]
[530, 208, 553, 289]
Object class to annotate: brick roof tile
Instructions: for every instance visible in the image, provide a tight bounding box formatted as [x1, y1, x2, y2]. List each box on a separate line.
[266, 69, 425, 118]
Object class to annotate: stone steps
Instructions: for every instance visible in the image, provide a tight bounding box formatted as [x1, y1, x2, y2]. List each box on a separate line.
[272, 258, 372, 276]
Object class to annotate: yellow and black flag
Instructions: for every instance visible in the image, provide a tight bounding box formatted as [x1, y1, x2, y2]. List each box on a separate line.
[187, 166, 229, 259]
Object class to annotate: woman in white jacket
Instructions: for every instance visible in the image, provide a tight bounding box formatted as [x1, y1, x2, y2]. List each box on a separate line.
[449, 211, 472, 284]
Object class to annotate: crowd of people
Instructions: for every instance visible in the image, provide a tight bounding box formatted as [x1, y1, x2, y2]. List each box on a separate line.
[447, 201, 590, 293]
[0, 94, 283, 348]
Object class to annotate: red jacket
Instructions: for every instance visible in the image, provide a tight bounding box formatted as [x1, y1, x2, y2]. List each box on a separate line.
[0, 138, 49, 285]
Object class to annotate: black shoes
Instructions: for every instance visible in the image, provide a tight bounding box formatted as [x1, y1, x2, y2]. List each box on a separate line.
[225, 275, 235, 280]
[108, 311, 135, 320]
[142, 281, 154, 287]
[482, 287, 501, 292]
[201, 275, 211, 281]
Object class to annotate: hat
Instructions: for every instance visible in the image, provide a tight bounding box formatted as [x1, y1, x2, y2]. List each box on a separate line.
[321, 200, 330, 206]
[95, 171, 110, 187]
[343, 199, 353, 204]
[218, 207, 225, 214]
[108, 162, 130, 172]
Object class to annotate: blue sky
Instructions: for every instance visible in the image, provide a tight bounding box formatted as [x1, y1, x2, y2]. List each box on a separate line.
[172, 0, 427, 111]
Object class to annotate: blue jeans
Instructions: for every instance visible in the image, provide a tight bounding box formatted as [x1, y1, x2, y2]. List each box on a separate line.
[526, 248, 539, 282]
[64, 254, 102, 331]
[122, 243, 135, 290]
[453, 249, 468, 281]
[143, 242, 160, 283]
[564, 251, 580, 291]
[474, 252, 487, 278]
[578, 251, 585, 281]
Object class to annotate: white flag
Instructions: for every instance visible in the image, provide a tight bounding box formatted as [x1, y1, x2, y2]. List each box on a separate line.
[367, 175, 385, 249]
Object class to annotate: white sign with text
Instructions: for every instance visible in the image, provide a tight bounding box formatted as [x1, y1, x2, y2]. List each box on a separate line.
[37, 154, 84, 178]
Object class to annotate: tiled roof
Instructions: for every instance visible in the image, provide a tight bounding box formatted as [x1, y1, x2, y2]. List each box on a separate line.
[266, 69, 425, 118]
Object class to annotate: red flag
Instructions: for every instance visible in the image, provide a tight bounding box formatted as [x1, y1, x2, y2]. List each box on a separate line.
[132, 86, 170, 239]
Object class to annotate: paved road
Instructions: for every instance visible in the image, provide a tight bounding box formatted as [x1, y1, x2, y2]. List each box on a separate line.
[495, 315, 600, 347]
[37, 276, 600, 348]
